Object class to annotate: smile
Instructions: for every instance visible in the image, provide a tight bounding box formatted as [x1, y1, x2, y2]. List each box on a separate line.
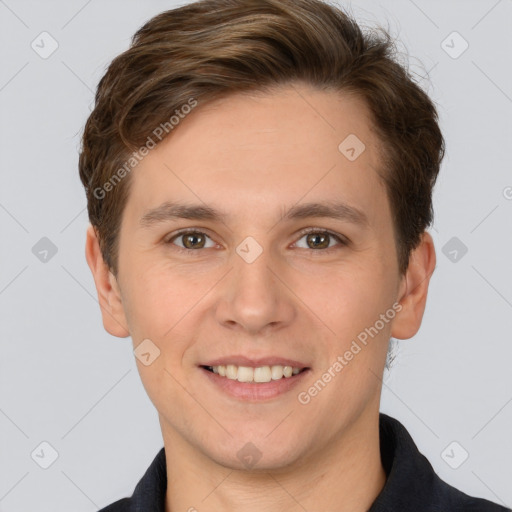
[202, 364, 305, 383]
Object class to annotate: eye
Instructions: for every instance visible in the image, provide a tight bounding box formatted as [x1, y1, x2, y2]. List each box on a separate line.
[294, 229, 347, 251]
[165, 229, 217, 251]
[164, 228, 348, 254]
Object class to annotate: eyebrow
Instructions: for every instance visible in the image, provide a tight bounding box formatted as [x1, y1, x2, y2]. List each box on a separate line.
[139, 200, 369, 228]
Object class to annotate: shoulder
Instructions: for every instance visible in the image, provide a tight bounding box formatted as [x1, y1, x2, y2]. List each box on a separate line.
[96, 497, 131, 511]
[374, 414, 510, 512]
[433, 477, 510, 512]
[95, 447, 167, 512]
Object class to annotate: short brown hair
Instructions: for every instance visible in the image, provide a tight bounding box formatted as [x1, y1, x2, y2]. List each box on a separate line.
[79, 0, 444, 276]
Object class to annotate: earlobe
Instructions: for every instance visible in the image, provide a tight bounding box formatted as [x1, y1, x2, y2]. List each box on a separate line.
[85, 224, 130, 338]
[391, 231, 436, 340]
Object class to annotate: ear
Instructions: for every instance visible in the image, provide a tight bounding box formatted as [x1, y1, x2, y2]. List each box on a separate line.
[85, 224, 130, 338]
[391, 231, 436, 340]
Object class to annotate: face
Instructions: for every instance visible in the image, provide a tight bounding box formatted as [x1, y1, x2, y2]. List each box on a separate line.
[87, 82, 434, 472]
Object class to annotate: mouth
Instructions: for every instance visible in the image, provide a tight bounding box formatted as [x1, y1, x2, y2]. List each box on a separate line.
[198, 354, 312, 403]
[198, 358, 311, 401]
[200, 364, 307, 383]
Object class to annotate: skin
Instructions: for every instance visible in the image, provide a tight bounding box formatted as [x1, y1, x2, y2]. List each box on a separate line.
[86, 82, 436, 512]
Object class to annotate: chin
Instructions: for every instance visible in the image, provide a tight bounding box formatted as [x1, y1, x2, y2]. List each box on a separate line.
[203, 433, 305, 472]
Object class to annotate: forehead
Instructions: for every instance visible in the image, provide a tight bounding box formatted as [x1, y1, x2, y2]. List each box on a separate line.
[123, 83, 389, 230]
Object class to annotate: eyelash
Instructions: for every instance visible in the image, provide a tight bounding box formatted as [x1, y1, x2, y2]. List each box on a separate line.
[164, 227, 348, 256]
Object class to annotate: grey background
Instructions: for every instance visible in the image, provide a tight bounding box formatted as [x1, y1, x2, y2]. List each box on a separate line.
[0, 0, 511, 510]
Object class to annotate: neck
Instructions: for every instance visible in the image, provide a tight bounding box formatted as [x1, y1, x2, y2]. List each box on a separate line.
[163, 408, 386, 512]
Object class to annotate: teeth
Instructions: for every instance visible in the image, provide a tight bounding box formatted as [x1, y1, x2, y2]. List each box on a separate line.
[254, 366, 272, 382]
[207, 364, 304, 383]
[237, 366, 253, 382]
[226, 364, 238, 379]
[271, 365, 283, 380]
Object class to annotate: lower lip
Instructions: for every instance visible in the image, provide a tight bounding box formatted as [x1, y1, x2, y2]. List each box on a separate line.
[200, 367, 310, 401]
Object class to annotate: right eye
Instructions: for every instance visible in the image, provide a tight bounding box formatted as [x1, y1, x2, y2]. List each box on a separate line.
[165, 229, 217, 252]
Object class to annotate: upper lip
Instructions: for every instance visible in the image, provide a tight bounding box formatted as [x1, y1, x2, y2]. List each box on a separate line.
[201, 355, 309, 368]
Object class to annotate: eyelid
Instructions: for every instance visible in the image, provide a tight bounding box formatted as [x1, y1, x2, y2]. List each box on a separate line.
[294, 227, 348, 245]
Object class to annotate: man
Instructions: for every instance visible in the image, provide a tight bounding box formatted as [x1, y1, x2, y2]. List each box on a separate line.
[79, 0, 510, 510]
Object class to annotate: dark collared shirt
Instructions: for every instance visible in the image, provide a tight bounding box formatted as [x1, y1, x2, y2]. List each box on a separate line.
[97, 413, 510, 511]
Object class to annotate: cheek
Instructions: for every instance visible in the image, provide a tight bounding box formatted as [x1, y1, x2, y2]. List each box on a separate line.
[322, 262, 393, 320]
[120, 261, 197, 336]
[123, 267, 198, 408]
[314, 264, 396, 368]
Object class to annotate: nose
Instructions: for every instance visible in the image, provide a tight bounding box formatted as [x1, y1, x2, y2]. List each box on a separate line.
[215, 239, 296, 336]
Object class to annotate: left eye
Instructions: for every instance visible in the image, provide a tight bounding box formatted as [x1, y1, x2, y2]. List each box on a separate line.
[294, 230, 346, 250]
